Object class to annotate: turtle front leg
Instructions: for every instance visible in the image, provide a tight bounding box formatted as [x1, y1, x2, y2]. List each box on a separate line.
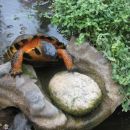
[57, 49, 74, 71]
[10, 49, 23, 77]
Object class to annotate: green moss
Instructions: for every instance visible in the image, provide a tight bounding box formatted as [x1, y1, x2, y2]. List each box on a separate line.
[49, 84, 102, 116]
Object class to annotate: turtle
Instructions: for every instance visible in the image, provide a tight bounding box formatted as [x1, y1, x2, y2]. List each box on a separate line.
[4, 34, 74, 77]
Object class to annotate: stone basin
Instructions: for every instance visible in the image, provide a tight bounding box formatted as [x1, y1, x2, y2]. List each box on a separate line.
[0, 0, 124, 130]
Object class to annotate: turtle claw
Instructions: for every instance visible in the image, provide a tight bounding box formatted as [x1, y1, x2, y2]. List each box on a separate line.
[10, 69, 23, 78]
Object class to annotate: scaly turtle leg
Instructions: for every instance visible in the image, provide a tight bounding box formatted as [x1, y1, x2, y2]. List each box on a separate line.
[10, 49, 23, 77]
[57, 49, 74, 71]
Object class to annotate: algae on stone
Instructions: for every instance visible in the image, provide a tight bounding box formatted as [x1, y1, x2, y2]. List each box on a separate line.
[49, 71, 102, 116]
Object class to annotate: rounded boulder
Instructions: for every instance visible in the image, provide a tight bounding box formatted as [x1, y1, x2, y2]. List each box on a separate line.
[49, 71, 102, 116]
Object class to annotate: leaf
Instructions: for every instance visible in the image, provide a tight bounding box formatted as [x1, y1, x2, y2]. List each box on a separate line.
[46, 0, 130, 111]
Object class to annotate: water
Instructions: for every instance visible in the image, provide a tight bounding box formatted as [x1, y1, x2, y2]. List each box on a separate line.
[0, 0, 67, 57]
[0, 0, 130, 130]
[94, 107, 130, 130]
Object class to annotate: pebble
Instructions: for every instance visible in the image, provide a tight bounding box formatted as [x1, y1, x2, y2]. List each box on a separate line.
[3, 124, 9, 130]
[49, 71, 102, 116]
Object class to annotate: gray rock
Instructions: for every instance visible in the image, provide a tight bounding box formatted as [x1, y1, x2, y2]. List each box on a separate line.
[49, 71, 102, 116]
[8, 113, 32, 130]
[36, 35, 123, 130]
[0, 62, 11, 78]
[63, 36, 123, 130]
[0, 62, 67, 129]
[0, 0, 123, 129]
[0, 37, 123, 130]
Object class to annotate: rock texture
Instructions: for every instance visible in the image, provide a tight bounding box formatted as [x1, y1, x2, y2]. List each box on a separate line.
[34, 36, 123, 130]
[0, 38, 123, 130]
[8, 113, 32, 130]
[49, 71, 102, 116]
[0, 62, 67, 130]
[0, 0, 123, 129]
[62, 36, 123, 129]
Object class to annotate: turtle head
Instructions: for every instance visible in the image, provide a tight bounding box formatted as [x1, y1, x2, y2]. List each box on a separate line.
[41, 41, 57, 58]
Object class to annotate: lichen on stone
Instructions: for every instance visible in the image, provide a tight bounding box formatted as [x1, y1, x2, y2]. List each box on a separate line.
[49, 71, 102, 116]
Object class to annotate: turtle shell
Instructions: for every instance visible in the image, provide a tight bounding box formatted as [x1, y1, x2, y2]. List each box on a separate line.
[4, 34, 65, 63]
[13, 34, 33, 44]
[23, 41, 58, 67]
[4, 34, 34, 61]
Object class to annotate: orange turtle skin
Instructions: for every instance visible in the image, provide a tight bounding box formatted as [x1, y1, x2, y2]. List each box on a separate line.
[4, 34, 74, 77]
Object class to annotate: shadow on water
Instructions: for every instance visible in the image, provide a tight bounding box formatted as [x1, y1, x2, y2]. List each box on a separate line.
[0, 0, 130, 130]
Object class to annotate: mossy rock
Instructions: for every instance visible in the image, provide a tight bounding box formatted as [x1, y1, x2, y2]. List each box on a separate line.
[49, 71, 102, 116]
